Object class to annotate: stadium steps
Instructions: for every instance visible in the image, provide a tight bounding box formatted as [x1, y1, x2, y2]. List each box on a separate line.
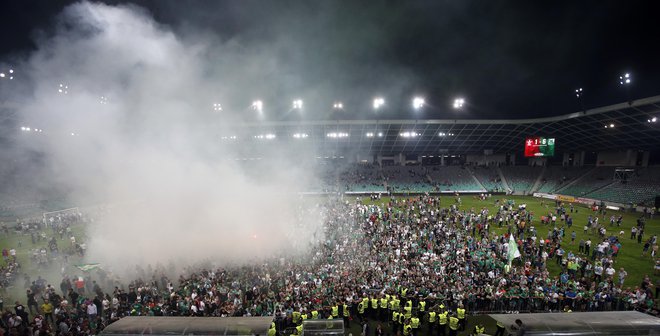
[496, 166, 511, 192]
[583, 181, 617, 199]
[465, 166, 487, 191]
[530, 166, 547, 193]
[555, 166, 598, 194]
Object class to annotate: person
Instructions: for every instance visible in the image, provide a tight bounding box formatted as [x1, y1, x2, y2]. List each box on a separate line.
[510, 319, 526, 336]
[448, 313, 459, 336]
[438, 310, 448, 336]
[473, 323, 485, 335]
[493, 320, 506, 336]
[456, 304, 466, 331]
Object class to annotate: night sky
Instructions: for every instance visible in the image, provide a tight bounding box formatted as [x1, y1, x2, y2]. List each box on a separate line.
[1, 0, 659, 120]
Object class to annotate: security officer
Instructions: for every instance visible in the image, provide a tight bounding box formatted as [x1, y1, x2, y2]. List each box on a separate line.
[292, 310, 301, 325]
[437, 310, 448, 336]
[448, 313, 459, 336]
[403, 319, 413, 336]
[456, 304, 466, 331]
[268, 322, 277, 336]
[371, 296, 379, 319]
[379, 295, 388, 321]
[392, 310, 400, 333]
[311, 309, 319, 320]
[331, 304, 339, 319]
[427, 309, 437, 335]
[494, 320, 506, 336]
[342, 302, 350, 328]
[418, 299, 426, 318]
[357, 300, 365, 322]
[473, 323, 485, 335]
[410, 315, 420, 336]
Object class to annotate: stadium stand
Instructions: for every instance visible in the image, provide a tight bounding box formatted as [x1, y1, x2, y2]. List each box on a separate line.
[427, 166, 482, 191]
[471, 165, 505, 192]
[339, 163, 386, 192]
[382, 165, 433, 192]
[585, 167, 660, 205]
[559, 166, 615, 197]
[536, 166, 592, 193]
[500, 166, 543, 194]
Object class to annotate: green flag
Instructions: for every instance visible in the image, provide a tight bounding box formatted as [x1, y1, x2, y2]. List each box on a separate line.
[507, 235, 521, 265]
[75, 263, 101, 272]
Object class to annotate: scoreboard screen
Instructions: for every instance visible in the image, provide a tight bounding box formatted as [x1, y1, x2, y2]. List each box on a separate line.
[524, 137, 556, 157]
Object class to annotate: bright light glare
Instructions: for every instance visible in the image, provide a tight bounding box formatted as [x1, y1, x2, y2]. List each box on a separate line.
[0, 73, 4, 78]
[293, 133, 308, 139]
[399, 131, 420, 138]
[377, 132, 383, 137]
[619, 73, 632, 85]
[213, 103, 222, 111]
[292, 99, 303, 109]
[333, 102, 344, 109]
[252, 100, 263, 112]
[575, 88, 583, 98]
[453, 98, 465, 109]
[365, 132, 374, 137]
[327, 132, 349, 138]
[412, 97, 425, 109]
[373, 97, 385, 110]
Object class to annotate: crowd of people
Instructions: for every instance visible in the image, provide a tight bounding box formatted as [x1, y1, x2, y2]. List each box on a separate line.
[0, 195, 658, 336]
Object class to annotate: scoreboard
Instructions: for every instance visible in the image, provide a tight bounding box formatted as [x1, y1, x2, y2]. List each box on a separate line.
[524, 137, 556, 157]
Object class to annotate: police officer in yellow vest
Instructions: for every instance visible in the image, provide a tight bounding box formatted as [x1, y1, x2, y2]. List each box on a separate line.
[448, 313, 459, 336]
[398, 309, 406, 334]
[311, 310, 319, 320]
[331, 304, 339, 319]
[268, 322, 276, 336]
[392, 310, 400, 333]
[326, 315, 333, 329]
[428, 310, 437, 335]
[357, 301, 365, 322]
[418, 299, 426, 318]
[456, 304, 466, 331]
[473, 323, 485, 335]
[379, 296, 388, 321]
[403, 320, 412, 336]
[494, 320, 506, 336]
[295, 324, 303, 335]
[410, 316, 420, 336]
[342, 303, 350, 328]
[370, 296, 378, 318]
[292, 311, 301, 325]
[437, 311, 448, 336]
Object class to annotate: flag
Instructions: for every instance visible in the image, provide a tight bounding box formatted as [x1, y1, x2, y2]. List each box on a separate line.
[75, 263, 100, 272]
[507, 235, 521, 265]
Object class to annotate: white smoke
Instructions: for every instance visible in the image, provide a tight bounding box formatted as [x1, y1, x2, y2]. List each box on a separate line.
[9, 2, 325, 276]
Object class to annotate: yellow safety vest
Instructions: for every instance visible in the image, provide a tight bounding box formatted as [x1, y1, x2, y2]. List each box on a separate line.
[292, 312, 301, 324]
[380, 298, 388, 309]
[301, 314, 308, 321]
[358, 302, 365, 314]
[419, 301, 426, 312]
[404, 306, 412, 318]
[311, 310, 319, 319]
[438, 312, 448, 325]
[296, 325, 302, 335]
[343, 305, 349, 317]
[371, 298, 378, 309]
[393, 311, 399, 322]
[326, 316, 333, 329]
[411, 317, 420, 329]
[403, 324, 412, 336]
[456, 308, 465, 319]
[496, 321, 505, 328]
[393, 299, 400, 310]
[398, 313, 405, 324]
[475, 326, 485, 334]
[331, 306, 339, 317]
[401, 288, 408, 297]
[268, 327, 276, 336]
[449, 317, 459, 330]
[428, 311, 437, 323]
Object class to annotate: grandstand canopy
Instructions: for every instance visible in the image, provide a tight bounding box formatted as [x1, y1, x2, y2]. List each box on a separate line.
[231, 96, 660, 156]
[99, 316, 273, 336]
[488, 311, 660, 335]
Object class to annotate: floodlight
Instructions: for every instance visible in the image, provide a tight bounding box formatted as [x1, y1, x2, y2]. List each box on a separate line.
[213, 103, 222, 111]
[412, 97, 425, 109]
[653, 117, 658, 122]
[619, 73, 632, 85]
[453, 97, 465, 109]
[292, 99, 303, 109]
[252, 100, 263, 112]
[333, 102, 344, 109]
[373, 97, 385, 110]
[0, 73, 4, 78]
[575, 88, 583, 98]
[377, 132, 383, 137]
[366, 132, 374, 137]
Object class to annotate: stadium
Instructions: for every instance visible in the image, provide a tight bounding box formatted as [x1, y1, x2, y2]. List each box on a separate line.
[1, 1, 660, 336]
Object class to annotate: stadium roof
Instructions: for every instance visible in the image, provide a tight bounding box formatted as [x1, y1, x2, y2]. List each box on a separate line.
[234, 95, 660, 155]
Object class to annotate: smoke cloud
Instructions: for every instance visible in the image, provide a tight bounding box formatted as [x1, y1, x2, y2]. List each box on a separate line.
[4, 1, 330, 276]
